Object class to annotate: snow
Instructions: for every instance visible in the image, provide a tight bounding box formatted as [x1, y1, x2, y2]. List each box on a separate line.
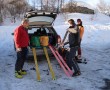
[0, 13, 110, 90]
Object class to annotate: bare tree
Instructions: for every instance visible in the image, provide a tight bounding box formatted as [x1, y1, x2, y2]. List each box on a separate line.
[69, 0, 77, 12]
[6, 4, 16, 22]
[41, 0, 57, 12]
[48, 0, 57, 11]
[62, 0, 77, 13]
[0, 0, 4, 23]
[4, 0, 29, 22]
[31, 0, 37, 10]
[97, 0, 110, 15]
[0, 0, 4, 14]
[108, 5, 110, 15]
[42, 0, 49, 11]
[15, 1, 29, 16]
[97, 0, 108, 13]
[60, 0, 65, 9]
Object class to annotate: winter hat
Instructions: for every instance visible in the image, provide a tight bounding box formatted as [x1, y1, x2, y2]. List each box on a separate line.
[68, 19, 75, 24]
[77, 19, 82, 22]
[77, 19, 82, 26]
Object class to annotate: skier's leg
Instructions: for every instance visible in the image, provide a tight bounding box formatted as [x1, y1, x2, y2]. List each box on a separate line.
[78, 41, 82, 59]
[21, 47, 28, 70]
[78, 47, 81, 56]
[15, 50, 24, 78]
[70, 47, 80, 73]
[72, 57, 80, 72]
[65, 51, 72, 70]
[15, 51, 23, 71]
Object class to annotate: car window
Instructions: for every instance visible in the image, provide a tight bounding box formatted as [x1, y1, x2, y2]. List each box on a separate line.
[28, 28, 37, 34]
[44, 27, 54, 33]
[28, 27, 54, 34]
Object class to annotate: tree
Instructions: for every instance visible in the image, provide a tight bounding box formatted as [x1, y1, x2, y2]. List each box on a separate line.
[48, 0, 57, 11]
[97, 0, 106, 12]
[61, 0, 77, 13]
[97, 0, 110, 15]
[4, 0, 30, 23]
[42, 0, 49, 11]
[40, 0, 57, 12]
[0, 0, 4, 23]
[31, 0, 37, 10]
[15, 1, 29, 16]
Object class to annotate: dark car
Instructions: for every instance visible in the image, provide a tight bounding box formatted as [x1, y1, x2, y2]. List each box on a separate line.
[12, 11, 61, 55]
[24, 11, 61, 55]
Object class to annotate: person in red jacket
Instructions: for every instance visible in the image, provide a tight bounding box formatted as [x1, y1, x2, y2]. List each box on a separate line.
[14, 18, 29, 78]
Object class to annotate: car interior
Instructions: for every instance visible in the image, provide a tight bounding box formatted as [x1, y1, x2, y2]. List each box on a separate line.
[28, 27, 57, 47]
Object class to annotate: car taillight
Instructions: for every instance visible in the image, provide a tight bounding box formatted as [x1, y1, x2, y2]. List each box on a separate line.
[57, 35, 61, 44]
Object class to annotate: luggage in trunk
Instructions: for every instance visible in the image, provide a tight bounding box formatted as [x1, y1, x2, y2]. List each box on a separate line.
[30, 36, 41, 48]
[40, 36, 49, 46]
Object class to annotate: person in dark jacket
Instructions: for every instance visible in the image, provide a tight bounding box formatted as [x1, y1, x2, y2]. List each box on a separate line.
[61, 19, 81, 76]
[14, 18, 29, 78]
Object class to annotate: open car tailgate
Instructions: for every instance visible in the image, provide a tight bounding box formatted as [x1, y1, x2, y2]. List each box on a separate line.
[24, 12, 57, 26]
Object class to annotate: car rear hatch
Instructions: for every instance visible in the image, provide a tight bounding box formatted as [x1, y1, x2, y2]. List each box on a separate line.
[24, 11, 57, 26]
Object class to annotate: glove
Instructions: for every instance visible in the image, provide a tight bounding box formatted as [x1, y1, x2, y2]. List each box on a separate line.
[67, 48, 70, 51]
[60, 43, 64, 47]
[16, 48, 22, 52]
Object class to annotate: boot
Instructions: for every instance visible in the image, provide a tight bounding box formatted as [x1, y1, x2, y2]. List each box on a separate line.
[15, 71, 23, 79]
[72, 71, 81, 77]
[20, 70, 27, 75]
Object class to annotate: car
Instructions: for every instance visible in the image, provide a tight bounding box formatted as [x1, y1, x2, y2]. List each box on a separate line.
[13, 11, 61, 56]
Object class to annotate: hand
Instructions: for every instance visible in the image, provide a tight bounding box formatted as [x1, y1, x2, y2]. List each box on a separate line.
[16, 48, 22, 52]
[65, 48, 70, 51]
[60, 43, 64, 47]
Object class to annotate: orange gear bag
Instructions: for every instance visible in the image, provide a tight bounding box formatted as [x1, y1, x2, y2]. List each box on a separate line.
[40, 36, 49, 46]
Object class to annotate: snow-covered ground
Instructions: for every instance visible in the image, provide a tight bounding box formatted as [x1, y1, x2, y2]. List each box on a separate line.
[0, 13, 110, 90]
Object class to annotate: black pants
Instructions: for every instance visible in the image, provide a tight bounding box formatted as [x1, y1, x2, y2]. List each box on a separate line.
[66, 47, 80, 72]
[15, 47, 28, 71]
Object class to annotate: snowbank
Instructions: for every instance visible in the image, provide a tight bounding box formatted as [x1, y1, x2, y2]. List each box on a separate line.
[0, 13, 110, 90]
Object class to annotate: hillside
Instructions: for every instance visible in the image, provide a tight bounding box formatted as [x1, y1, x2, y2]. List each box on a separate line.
[62, 1, 94, 14]
[77, 1, 94, 10]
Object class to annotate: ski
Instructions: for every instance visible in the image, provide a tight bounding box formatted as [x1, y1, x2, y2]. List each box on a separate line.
[32, 48, 41, 81]
[43, 47, 56, 80]
[50, 45, 73, 75]
[49, 45, 72, 77]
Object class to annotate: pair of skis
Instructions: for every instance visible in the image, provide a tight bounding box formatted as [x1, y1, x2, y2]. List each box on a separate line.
[49, 45, 73, 77]
[32, 44, 74, 81]
[32, 47, 55, 81]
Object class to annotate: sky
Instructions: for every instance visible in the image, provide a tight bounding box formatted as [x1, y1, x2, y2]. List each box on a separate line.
[71, 0, 110, 7]
[29, 0, 110, 8]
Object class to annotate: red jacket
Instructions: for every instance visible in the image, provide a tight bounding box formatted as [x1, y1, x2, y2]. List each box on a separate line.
[14, 25, 29, 48]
